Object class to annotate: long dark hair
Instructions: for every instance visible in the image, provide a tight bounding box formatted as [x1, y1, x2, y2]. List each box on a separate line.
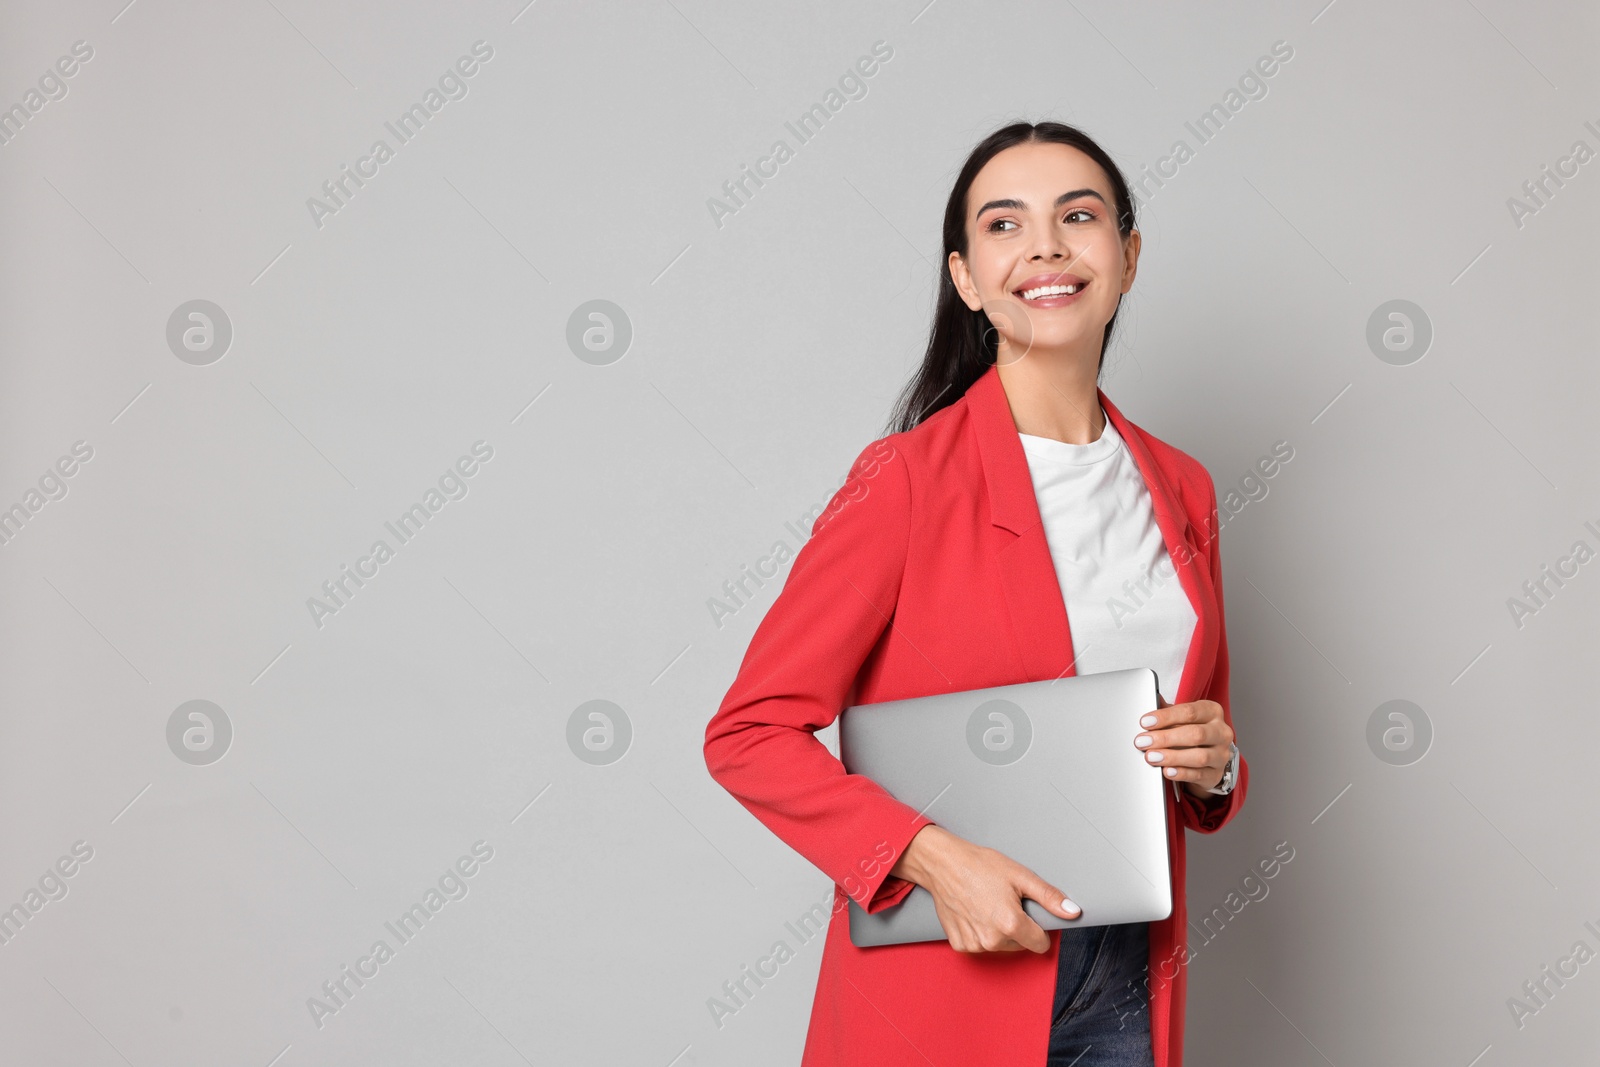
[886, 121, 1138, 435]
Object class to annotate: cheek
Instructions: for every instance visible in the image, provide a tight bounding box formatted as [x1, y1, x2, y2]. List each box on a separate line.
[970, 249, 1013, 296]
[1098, 247, 1132, 289]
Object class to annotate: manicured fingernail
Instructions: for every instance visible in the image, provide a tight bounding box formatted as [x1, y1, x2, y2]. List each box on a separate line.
[1165, 768, 1178, 777]
[1135, 734, 1153, 748]
[1062, 898, 1080, 915]
[1141, 714, 1157, 727]
[1145, 751, 1163, 763]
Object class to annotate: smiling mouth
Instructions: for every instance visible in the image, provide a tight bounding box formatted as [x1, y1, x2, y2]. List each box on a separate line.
[1016, 280, 1089, 303]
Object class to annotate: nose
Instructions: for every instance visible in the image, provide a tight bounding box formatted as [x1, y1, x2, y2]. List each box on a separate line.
[1027, 228, 1089, 274]
[1025, 228, 1072, 262]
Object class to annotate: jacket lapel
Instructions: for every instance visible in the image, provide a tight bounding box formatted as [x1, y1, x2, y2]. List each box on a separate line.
[964, 364, 1217, 703]
[1099, 389, 1219, 706]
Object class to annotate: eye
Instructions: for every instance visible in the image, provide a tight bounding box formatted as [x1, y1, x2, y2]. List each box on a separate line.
[986, 218, 1017, 233]
[1065, 208, 1096, 223]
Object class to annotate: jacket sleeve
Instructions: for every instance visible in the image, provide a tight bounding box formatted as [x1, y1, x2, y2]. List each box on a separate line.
[703, 437, 935, 914]
[1174, 471, 1248, 834]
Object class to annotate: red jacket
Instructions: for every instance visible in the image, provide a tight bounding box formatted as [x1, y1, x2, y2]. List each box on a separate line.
[703, 362, 1248, 1066]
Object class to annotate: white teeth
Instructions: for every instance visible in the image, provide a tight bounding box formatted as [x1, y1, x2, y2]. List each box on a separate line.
[1021, 283, 1084, 300]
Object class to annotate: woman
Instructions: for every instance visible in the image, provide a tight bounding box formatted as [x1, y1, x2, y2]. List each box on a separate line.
[703, 121, 1247, 1067]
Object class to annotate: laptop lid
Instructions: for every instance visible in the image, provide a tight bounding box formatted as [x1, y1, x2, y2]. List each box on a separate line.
[838, 666, 1172, 948]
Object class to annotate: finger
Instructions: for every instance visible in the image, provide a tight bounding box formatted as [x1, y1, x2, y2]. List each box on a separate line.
[1003, 905, 1051, 954]
[1164, 701, 1201, 724]
[957, 920, 1034, 955]
[1134, 723, 1209, 751]
[1022, 876, 1082, 921]
[1159, 764, 1223, 787]
[1143, 689, 1176, 726]
[948, 920, 1004, 955]
[1141, 744, 1216, 769]
[1139, 700, 1200, 731]
[1150, 746, 1225, 783]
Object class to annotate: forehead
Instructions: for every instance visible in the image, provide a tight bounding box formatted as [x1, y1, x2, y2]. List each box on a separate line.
[968, 142, 1110, 214]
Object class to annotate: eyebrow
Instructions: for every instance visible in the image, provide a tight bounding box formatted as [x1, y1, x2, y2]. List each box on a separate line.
[975, 188, 1108, 219]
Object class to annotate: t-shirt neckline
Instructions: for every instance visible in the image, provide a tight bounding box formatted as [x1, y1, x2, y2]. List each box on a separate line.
[1016, 409, 1121, 467]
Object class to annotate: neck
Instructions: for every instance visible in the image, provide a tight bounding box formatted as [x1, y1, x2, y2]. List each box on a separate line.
[994, 351, 1104, 445]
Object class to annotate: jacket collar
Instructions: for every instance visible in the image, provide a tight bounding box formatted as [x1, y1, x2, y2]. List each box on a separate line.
[961, 361, 1216, 700]
[965, 361, 1192, 543]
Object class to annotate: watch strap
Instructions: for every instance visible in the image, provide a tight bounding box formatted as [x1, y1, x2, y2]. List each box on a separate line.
[1205, 742, 1239, 796]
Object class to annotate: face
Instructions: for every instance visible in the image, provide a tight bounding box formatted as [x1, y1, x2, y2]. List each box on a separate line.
[948, 141, 1139, 365]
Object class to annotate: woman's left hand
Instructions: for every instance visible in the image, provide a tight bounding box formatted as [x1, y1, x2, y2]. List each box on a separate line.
[1133, 695, 1233, 797]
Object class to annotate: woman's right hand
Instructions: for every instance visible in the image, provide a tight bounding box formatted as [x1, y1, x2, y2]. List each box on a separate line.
[888, 824, 1081, 954]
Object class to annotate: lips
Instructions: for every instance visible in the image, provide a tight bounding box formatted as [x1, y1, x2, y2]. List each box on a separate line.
[1013, 272, 1090, 305]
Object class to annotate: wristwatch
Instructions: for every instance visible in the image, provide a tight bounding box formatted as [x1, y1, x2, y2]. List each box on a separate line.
[1205, 743, 1240, 796]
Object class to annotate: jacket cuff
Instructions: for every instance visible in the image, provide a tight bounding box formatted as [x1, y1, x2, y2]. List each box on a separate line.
[1174, 754, 1246, 833]
[855, 813, 937, 914]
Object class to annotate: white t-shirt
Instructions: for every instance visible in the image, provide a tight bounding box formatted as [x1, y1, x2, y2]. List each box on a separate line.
[1018, 412, 1196, 705]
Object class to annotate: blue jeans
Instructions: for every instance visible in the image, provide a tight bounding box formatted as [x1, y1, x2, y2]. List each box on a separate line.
[1047, 921, 1154, 1066]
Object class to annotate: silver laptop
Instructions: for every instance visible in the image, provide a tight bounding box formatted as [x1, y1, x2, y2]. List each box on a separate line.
[838, 667, 1172, 947]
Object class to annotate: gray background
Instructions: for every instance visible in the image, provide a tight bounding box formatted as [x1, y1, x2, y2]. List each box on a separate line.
[1, 0, 1595, 1064]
